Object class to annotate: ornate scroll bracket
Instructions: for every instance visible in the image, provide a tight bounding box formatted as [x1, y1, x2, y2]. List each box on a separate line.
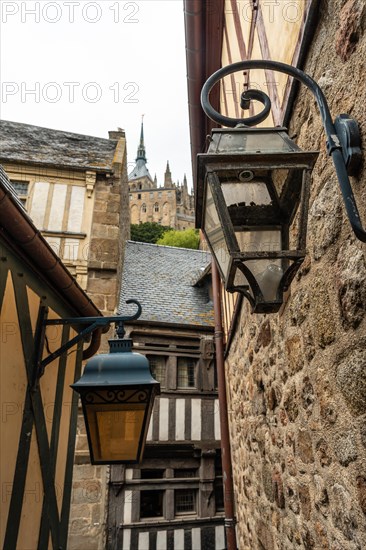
[33, 299, 142, 385]
[201, 60, 365, 243]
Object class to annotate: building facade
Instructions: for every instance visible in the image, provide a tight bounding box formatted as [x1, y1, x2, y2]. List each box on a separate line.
[0, 120, 129, 311]
[128, 123, 195, 230]
[107, 241, 225, 549]
[185, 1, 366, 549]
[0, 120, 131, 550]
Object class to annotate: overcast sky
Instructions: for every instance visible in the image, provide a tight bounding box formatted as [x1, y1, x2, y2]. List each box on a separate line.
[0, 0, 193, 187]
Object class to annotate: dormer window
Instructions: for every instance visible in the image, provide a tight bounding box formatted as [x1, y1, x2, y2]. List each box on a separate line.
[10, 180, 29, 207]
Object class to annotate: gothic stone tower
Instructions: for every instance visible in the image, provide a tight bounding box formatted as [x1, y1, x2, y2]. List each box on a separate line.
[128, 121, 195, 230]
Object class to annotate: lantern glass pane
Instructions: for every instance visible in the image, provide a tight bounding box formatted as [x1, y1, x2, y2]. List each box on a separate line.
[244, 132, 295, 153]
[87, 404, 145, 462]
[222, 181, 272, 207]
[235, 229, 281, 254]
[204, 182, 230, 278]
[84, 388, 148, 462]
[210, 131, 297, 154]
[234, 230, 283, 301]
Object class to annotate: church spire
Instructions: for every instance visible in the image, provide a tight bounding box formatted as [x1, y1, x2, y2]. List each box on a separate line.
[164, 160, 172, 187]
[136, 115, 147, 162]
[128, 116, 153, 183]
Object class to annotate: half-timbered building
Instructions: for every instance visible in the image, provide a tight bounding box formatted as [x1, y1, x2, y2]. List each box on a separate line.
[107, 241, 225, 550]
[0, 164, 103, 549]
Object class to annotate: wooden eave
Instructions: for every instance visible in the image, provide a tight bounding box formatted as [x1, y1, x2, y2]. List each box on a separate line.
[184, 0, 225, 192]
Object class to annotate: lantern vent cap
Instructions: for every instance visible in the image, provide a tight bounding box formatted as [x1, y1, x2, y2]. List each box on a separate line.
[71, 341, 159, 391]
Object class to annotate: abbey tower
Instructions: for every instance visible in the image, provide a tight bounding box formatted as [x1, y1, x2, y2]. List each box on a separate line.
[128, 122, 195, 229]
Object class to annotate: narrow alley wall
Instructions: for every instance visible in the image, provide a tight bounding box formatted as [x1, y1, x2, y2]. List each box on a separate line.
[226, 1, 366, 548]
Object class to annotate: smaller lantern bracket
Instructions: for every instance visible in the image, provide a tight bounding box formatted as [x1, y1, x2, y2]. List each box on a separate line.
[201, 60, 366, 243]
[33, 299, 142, 385]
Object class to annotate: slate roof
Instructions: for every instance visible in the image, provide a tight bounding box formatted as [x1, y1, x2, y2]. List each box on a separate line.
[119, 241, 214, 327]
[0, 120, 118, 171]
[128, 158, 153, 181]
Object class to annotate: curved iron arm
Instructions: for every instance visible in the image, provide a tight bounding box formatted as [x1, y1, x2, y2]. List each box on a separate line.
[201, 60, 366, 243]
[123, 299, 142, 320]
[36, 300, 143, 380]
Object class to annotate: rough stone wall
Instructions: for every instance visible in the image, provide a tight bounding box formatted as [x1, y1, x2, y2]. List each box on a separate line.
[226, 1, 366, 549]
[68, 462, 109, 550]
[87, 136, 130, 316]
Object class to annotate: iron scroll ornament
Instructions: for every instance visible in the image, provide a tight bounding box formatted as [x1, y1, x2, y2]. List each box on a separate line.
[84, 389, 149, 404]
[201, 60, 366, 243]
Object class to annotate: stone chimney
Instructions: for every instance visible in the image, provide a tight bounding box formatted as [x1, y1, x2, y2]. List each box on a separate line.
[109, 128, 125, 140]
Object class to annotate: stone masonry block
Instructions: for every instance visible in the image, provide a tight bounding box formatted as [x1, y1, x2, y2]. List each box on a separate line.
[337, 243, 366, 329]
[309, 178, 342, 260]
[334, 432, 358, 466]
[285, 334, 305, 375]
[336, 348, 366, 415]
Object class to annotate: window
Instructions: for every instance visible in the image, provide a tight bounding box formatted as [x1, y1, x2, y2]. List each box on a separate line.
[138, 194, 141, 200]
[148, 355, 166, 387]
[214, 480, 224, 512]
[177, 357, 196, 388]
[141, 469, 165, 479]
[10, 180, 29, 206]
[214, 363, 218, 389]
[140, 490, 164, 518]
[141, 203, 147, 213]
[175, 489, 196, 515]
[154, 202, 159, 212]
[174, 469, 197, 478]
[150, 192, 154, 199]
[215, 453, 224, 512]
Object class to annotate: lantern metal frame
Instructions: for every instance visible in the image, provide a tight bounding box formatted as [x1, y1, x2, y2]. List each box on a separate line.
[196, 60, 365, 313]
[197, 128, 318, 312]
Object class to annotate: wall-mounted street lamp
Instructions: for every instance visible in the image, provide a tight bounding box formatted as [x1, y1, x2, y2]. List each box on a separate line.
[35, 300, 159, 464]
[196, 60, 365, 313]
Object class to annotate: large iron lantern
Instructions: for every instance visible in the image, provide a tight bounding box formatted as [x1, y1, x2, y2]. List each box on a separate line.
[72, 328, 160, 464]
[197, 60, 365, 313]
[34, 301, 159, 464]
[197, 126, 318, 312]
